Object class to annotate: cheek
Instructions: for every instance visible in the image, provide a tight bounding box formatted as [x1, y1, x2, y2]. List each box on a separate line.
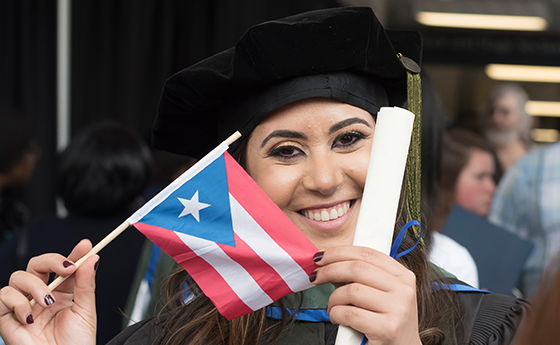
[347, 153, 369, 189]
[250, 166, 299, 211]
[454, 175, 481, 209]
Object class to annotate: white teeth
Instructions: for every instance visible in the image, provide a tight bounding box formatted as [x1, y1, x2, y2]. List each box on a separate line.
[303, 202, 351, 222]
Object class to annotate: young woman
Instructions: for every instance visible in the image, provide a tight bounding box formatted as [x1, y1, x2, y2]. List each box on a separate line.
[0, 7, 526, 345]
[432, 128, 502, 232]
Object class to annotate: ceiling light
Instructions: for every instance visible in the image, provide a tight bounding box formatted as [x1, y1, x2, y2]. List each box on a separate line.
[531, 128, 559, 143]
[526, 101, 560, 117]
[416, 12, 548, 31]
[486, 64, 560, 83]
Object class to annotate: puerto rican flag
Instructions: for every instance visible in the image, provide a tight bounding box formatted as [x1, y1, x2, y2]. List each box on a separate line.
[128, 142, 318, 320]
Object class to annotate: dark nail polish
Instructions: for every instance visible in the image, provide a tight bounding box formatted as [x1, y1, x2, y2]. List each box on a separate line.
[63, 260, 74, 268]
[44, 294, 55, 306]
[309, 271, 317, 283]
[313, 251, 324, 262]
[94, 259, 100, 271]
[26, 314, 34, 324]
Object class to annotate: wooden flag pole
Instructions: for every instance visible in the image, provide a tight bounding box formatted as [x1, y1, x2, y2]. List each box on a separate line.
[31, 220, 132, 307]
[225, 131, 242, 146]
[29, 131, 243, 307]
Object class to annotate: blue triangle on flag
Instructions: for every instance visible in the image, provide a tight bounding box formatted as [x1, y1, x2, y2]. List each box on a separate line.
[140, 155, 235, 246]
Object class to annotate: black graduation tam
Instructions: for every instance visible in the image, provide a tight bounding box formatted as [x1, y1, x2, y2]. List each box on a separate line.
[153, 6, 422, 158]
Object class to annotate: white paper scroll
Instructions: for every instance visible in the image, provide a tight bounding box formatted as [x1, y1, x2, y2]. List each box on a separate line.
[335, 106, 415, 345]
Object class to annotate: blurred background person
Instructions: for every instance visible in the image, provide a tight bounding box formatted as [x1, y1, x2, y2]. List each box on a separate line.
[490, 140, 560, 299]
[479, 84, 534, 172]
[429, 128, 502, 288]
[433, 129, 501, 228]
[421, 76, 480, 288]
[26, 121, 153, 344]
[0, 106, 37, 286]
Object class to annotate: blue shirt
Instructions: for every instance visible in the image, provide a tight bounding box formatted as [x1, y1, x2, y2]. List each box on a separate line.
[489, 141, 560, 297]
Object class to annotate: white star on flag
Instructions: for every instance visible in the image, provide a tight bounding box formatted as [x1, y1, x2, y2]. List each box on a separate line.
[177, 190, 211, 222]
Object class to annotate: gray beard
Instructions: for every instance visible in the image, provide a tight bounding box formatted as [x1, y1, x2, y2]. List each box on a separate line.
[485, 129, 518, 146]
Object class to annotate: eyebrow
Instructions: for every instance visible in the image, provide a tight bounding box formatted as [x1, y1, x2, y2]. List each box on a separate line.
[260, 117, 372, 148]
[260, 130, 307, 148]
[329, 117, 372, 133]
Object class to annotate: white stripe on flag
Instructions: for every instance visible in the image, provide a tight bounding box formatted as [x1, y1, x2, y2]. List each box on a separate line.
[174, 232, 274, 311]
[127, 142, 229, 224]
[229, 195, 315, 292]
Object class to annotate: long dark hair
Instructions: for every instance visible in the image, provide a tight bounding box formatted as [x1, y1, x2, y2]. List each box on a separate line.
[148, 133, 461, 345]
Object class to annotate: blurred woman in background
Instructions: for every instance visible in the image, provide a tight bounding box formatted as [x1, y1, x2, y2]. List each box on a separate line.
[433, 128, 501, 228]
[428, 128, 502, 287]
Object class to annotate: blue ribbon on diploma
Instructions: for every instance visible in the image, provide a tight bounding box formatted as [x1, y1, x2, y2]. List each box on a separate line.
[390, 220, 423, 259]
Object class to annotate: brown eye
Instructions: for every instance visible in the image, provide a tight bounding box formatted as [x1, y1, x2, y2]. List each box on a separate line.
[268, 145, 304, 159]
[333, 131, 366, 149]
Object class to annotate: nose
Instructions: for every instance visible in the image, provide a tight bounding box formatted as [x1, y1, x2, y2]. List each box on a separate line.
[302, 154, 344, 195]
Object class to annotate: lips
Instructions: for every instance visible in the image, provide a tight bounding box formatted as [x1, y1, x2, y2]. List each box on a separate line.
[300, 201, 352, 222]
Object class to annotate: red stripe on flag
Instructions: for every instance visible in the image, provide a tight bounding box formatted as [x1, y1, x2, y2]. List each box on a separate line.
[217, 232, 294, 302]
[224, 153, 318, 275]
[132, 222, 253, 319]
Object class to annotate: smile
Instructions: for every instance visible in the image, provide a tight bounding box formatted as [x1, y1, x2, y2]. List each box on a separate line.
[301, 201, 352, 222]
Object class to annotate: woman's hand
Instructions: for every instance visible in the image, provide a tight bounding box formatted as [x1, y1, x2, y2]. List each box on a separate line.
[311, 245, 422, 345]
[0, 239, 98, 345]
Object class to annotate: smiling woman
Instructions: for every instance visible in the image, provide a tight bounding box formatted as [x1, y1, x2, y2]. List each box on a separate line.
[0, 6, 527, 345]
[245, 99, 374, 250]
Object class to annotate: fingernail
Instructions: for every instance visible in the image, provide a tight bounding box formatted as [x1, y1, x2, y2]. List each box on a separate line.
[94, 258, 100, 271]
[63, 260, 74, 268]
[313, 251, 324, 262]
[26, 314, 34, 324]
[44, 294, 55, 306]
[309, 271, 317, 283]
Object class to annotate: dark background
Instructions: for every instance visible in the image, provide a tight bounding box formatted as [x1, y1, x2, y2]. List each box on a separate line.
[2, 0, 560, 220]
[0, 0, 338, 218]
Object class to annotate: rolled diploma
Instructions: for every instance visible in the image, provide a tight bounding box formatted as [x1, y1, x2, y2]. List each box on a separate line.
[335, 106, 415, 345]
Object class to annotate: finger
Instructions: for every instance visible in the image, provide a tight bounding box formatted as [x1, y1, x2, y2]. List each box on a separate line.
[328, 304, 397, 340]
[71, 254, 98, 326]
[311, 260, 404, 292]
[46, 239, 94, 294]
[0, 286, 35, 325]
[66, 239, 93, 263]
[8, 271, 58, 309]
[326, 283, 389, 315]
[329, 303, 420, 343]
[328, 303, 375, 329]
[315, 246, 408, 277]
[26, 253, 78, 286]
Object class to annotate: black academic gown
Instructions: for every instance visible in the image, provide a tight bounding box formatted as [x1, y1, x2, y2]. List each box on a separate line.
[106, 279, 528, 345]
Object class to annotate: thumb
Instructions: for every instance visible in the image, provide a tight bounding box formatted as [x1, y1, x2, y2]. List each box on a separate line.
[71, 255, 98, 326]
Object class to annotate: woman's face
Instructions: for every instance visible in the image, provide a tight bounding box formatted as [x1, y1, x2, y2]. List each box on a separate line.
[454, 148, 496, 217]
[245, 98, 375, 250]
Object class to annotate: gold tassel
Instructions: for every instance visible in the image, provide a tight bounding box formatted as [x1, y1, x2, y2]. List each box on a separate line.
[398, 53, 424, 247]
